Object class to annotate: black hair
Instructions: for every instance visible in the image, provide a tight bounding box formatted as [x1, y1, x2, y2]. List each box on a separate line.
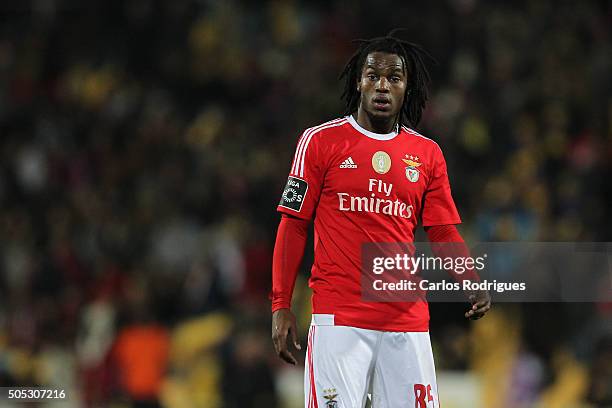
[339, 29, 435, 128]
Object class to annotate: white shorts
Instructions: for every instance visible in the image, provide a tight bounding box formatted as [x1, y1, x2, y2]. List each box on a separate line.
[304, 314, 439, 408]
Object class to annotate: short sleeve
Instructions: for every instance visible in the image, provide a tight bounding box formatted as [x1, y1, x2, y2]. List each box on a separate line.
[421, 145, 461, 227]
[277, 129, 326, 220]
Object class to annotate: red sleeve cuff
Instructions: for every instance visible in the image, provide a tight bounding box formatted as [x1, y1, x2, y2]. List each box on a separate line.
[271, 301, 291, 313]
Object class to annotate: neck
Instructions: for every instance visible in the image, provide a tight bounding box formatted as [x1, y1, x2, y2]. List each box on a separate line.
[355, 109, 398, 134]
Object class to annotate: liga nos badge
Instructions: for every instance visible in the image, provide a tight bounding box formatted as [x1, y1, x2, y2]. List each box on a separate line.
[279, 176, 308, 211]
[402, 154, 422, 182]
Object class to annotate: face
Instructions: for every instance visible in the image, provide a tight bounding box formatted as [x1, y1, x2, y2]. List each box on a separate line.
[357, 52, 408, 122]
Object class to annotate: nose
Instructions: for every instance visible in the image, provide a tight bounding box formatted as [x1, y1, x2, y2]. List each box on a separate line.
[376, 77, 390, 92]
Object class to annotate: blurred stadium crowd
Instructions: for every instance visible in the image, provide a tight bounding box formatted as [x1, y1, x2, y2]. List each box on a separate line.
[0, 0, 611, 407]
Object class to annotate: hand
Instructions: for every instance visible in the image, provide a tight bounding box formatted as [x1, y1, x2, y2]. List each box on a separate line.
[272, 308, 301, 365]
[465, 289, 491, 320]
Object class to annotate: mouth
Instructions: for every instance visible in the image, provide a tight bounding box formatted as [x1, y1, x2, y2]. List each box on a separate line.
[372, 96, 391, 110]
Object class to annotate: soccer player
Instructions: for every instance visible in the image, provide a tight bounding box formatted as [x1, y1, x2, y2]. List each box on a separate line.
[271, 33, 491, 408]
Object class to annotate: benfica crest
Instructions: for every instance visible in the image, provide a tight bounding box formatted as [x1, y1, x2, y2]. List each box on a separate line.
[402, 154, 422, 183]
[323, 388, 338, 408]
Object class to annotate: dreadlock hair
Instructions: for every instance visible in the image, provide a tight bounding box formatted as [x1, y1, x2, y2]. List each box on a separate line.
[340, 29, 436, 129]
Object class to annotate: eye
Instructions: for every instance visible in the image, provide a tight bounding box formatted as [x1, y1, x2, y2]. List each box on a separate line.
[390, 76, 401, 83]
[367, 74, 377, 81]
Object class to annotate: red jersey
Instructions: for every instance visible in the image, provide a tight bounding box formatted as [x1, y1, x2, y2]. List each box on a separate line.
[277, 115, 461, 331]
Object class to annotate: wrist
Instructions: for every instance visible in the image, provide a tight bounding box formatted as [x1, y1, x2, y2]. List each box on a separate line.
[272, 302, 291, 313]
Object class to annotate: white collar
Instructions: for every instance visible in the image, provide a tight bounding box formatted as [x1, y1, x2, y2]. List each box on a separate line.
[347, 115, 399, 140]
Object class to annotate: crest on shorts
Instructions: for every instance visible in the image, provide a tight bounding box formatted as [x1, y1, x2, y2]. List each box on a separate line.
[402, 154, 422, 183]
[323, 388, 338, 408]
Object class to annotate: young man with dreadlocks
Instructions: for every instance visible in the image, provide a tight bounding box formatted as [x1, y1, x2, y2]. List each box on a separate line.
[271, 33, 491, 407]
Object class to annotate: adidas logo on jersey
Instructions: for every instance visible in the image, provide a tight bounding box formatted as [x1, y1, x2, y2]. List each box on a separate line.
[339, 157, 358, 169]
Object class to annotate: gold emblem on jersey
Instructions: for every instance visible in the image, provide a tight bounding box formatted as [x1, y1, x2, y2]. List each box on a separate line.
[372, 151, 391, 174]
[402, 154, 422, 182]
[323, 388, 338, 408]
